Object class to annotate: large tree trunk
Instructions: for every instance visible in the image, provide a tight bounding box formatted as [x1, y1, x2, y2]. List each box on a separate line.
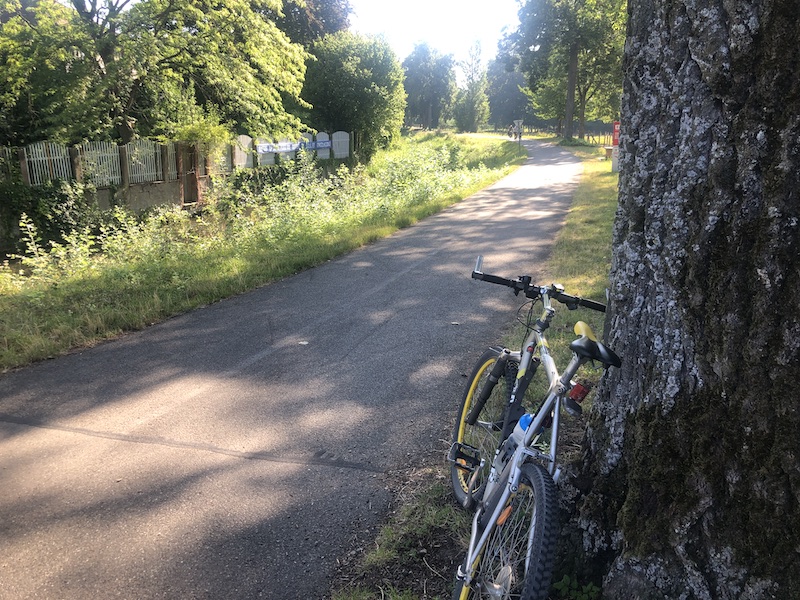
[571, 0, 800, 597]
[564, 41, 580, 140]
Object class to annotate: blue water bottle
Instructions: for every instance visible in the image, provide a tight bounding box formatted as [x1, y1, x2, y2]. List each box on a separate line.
[510, 413, 534, 446]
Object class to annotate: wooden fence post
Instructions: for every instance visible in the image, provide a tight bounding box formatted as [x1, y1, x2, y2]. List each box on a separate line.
[176, 142, 185, 205]
[192, 143, 202, 204]
[118, 144, 130, 203]
[160, 144, 169, 182]
[69, 147, 82, 182]
[17, 148, 30, 185]
[118, 144, 130, 187]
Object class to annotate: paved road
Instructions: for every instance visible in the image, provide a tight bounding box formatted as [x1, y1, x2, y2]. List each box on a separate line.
[0, 140, 582, 599]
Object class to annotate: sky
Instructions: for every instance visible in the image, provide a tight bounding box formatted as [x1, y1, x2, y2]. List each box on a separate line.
[347, 0, 521, 65]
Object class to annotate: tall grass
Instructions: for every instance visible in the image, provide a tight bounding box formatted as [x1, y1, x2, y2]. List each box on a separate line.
[0, 133, 522, 371]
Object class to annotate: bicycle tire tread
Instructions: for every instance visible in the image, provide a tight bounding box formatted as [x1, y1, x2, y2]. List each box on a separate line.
[519, 463, 559, 600]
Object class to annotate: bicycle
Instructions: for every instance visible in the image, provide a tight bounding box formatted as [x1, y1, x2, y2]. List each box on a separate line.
[448, 257, 621, 600]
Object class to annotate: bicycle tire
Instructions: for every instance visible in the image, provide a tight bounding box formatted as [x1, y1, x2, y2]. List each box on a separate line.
[451, 348, 518, 506]
[454, 462, 559, 600]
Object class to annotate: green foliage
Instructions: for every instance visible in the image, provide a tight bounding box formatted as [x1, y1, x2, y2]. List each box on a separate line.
[524, 66, 567, 121]
[303, 31, 406, 162]
[502, 0, 625, 136]
[453, 44, 490, 133]
[486, 59, 531, 129]
[0, 179, 100, 254]
[266, 0, 352, 48]
[0, 0, 308, 145]
[553, 575, 601, 600]
[402, 43, 457, 129]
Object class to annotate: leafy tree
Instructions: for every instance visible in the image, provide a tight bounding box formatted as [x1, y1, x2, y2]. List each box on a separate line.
[266, 0, 351, 48]
[0, 0, 309, 145]
[573, 0, 800, 595]
[499, 0, 558, 93]
[402, 43, 456, 129]
[523, 76, 566, 130]
[486, 59, 530, 131]
[453, 44, 489, 133]
[302, 31, 405, 161]
[571, 0, 624, 131]
[502, 0, 624, 140]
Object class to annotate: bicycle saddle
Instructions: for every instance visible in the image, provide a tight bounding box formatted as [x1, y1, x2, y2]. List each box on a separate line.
[570, 322, 622, 368]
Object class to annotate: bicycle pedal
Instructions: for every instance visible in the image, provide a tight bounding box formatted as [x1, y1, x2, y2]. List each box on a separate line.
[448, 442, 481, 473]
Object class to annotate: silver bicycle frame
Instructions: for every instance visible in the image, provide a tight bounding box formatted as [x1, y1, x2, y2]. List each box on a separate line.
[458, 289, 590, 589]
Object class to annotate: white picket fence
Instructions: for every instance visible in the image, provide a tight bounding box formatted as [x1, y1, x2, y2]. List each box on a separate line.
[77, 141, 123, 187]
[25, 142, 72, 185]
[16, 132, 352, 187]
[127, 139, 163, 184]
[22, 140, 173, 187]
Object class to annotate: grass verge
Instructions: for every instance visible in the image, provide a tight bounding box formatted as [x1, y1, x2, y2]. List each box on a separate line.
[329, 142, 619, 600]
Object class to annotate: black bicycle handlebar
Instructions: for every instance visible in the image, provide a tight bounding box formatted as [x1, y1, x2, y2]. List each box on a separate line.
[471, 256, 606, 313]
[549, 289, 607, 312]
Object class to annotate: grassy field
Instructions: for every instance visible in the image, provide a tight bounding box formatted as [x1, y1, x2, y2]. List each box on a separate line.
[0, 132, 523, 372]
[330, 141, 620, 600]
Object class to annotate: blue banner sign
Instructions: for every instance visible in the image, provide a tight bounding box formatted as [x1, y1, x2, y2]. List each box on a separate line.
[257, 139, 333, 153]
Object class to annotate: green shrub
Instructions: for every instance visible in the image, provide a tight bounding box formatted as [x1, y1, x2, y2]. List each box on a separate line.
[0, 179, 99, 254]
[553, 575, 601, 600]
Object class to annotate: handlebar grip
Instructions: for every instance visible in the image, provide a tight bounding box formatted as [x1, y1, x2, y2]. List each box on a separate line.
[579, 298, 607, 312]
[552, 289, 607, 312]
[474, 272, 516, 287]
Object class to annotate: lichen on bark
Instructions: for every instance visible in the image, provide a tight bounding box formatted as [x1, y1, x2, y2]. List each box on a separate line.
[571, 0, 800, 597]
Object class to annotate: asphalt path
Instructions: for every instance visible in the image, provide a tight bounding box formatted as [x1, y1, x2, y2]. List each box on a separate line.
[0, 139, 582, 599]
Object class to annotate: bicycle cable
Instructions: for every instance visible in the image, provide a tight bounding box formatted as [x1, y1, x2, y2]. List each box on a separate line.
[516, 298, 540, 347]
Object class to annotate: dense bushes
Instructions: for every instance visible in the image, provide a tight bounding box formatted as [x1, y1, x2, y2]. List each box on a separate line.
[0, 179, 99, 255]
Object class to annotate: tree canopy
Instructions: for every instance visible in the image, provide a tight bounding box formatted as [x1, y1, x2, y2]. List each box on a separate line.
[0, 0, 310, 145]
[486, 59, 530, 130]
[402, 43, 456, 129]
[453, 44, 489, 133]
[502, 0, 624, 138]
[302, 31, 406, 161]
[265, 0, 351, 48]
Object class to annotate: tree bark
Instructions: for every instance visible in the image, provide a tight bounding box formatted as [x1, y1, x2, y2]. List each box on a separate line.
[571, 0, 800, 597]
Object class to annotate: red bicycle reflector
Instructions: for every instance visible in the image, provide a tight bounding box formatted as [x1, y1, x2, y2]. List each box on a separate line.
[569, 382, 591, 403]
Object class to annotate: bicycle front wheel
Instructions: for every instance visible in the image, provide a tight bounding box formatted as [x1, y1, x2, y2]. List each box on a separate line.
[451, 348, 518, 506]
[456, 462, 559, 600]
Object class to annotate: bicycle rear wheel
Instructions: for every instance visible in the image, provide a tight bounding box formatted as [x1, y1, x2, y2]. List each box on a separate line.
[451, 348, 518, 506]
[454, 462, 559, 600]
